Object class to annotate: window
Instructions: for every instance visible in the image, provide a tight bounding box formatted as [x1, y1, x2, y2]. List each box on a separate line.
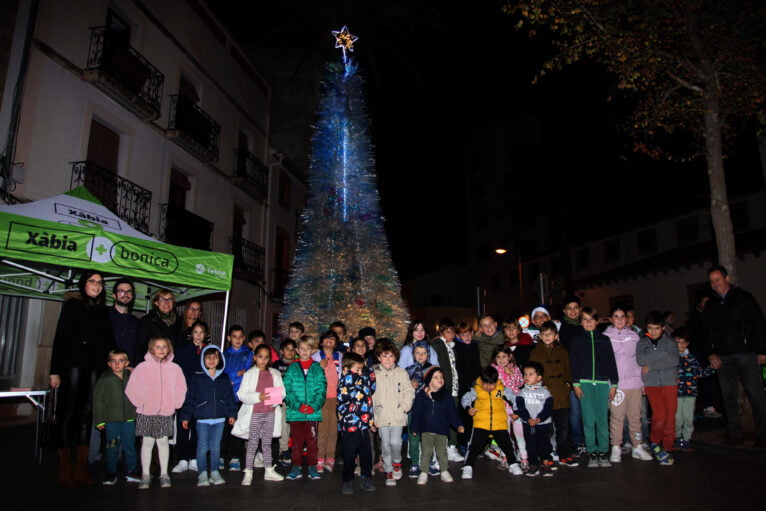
[233, 206, 246, 239]
[85, 119, 120, 211]
[430, 294, 445, 306]
[637, 228, 657, 256]
[278, 171, 291, 210]
[179, 73, 200, 103]
[574, 247, 590, 270]
[675, 217, 699, 246]
[169, 168, 190, 208]
[87, 119, 119, 172]
[604, 239, 621, 264]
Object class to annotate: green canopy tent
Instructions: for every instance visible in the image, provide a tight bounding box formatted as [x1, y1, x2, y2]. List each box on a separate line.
[0, 186, 234, 344]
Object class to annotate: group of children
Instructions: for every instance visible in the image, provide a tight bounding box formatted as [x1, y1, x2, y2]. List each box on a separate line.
[92, 304, 714, 493]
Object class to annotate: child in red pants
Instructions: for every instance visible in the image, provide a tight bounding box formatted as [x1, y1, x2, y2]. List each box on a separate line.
[637, 311, 679, 465]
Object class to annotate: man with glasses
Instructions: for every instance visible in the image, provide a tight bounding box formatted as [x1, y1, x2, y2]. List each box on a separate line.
[109, 278, 139, 362]
[135, 289, 183, 362]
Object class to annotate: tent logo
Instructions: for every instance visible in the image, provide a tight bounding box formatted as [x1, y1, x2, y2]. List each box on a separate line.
[25, 231, 77, 251]
[87, 237, 113, 263]
[194, 263, 226, 278]
[111, 241, 179, 274]
[6, 222, 92, 261]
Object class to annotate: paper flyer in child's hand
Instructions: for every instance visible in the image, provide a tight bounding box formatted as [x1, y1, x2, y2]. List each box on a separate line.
[264, 387, 282, 405]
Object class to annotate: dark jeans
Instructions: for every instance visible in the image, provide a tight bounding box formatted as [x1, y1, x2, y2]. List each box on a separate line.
[341, 430, 372, 481]
[222, 402, 245, 461]
[174, 415, 196, 462]
[465, 428, 516, 467]
[523, 423, 552, 466]
[569, 390, 584, 446]
[105, 421, 137, 474]
[551, 408, 573, 457]
[58, 367, 99, 447]
[718, 352, 766, 437]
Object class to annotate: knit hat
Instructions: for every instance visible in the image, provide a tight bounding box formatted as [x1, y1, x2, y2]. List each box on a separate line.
[422, 366, 442, 387]
[358, 326, 376, 339]
[530, 305, 551, 320]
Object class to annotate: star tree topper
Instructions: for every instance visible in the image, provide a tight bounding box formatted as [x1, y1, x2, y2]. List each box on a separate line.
[332, 26, 358, 52]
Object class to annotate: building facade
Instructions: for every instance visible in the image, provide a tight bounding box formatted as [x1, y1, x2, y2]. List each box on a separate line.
[0, 0, 305, 394]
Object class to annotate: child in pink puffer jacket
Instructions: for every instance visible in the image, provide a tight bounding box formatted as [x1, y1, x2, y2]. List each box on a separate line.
[126, 336, 187, 490]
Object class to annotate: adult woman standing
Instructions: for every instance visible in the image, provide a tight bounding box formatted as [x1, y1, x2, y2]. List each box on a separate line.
[180, 300, 204, 344]
[49, 270, 115, 486]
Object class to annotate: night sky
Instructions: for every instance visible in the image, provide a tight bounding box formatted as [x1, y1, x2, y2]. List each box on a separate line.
[211, 0, 763, 280]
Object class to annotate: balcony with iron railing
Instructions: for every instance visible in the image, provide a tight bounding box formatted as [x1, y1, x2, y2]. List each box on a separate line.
[167, 94, 221, 164]
[232, 148, 268, 202]
[159, 203, 213, 250]
[230, 236, 265, 283]
[70, 161, 152, 234]
[83, 26, 164, 120]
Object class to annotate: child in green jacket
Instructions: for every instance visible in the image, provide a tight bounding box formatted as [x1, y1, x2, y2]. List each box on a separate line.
[283, 336, 327, 480]
[93, 349, 139, 485]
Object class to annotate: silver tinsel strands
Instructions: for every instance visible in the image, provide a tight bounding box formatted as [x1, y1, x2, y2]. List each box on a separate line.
[279, 28, 409, 341]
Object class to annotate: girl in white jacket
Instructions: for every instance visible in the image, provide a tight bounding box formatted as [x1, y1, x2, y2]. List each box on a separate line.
[233, 345, 286, 484]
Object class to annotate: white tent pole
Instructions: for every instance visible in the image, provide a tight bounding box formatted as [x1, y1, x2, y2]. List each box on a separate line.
[220, 290, 230, 348]
[1, 259, 68, 282]
[0, 278, 50, 293]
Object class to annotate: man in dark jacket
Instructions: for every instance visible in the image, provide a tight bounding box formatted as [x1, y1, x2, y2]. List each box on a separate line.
[701, 265, 766, 449]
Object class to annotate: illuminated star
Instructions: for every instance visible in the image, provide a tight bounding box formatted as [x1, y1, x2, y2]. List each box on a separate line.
[332, 26, 358, 52]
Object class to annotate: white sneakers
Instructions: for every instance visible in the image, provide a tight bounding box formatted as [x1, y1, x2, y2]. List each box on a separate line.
[254, 451, 264, 468]
[264, 466, 284, 481]
[189, 459, 198, 472]
[508, 463, 524, 476]
[241, 469, 253, 486]
[461, 466, 473, 479]
[171, 460, 188, 473]
[610, 445, 622, 463]
[447, 446, 464, 462]
[632, 444, 654, 461]
[440, 470, 454, 483]
[417, 472, 428, 485]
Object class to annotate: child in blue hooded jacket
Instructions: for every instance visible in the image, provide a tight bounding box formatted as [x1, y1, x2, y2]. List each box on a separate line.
[222, 325, 252, 470]
[180, 345, 238, 487]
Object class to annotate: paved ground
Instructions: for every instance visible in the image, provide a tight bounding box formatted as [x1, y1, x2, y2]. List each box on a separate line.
[3, 417, 764, 511]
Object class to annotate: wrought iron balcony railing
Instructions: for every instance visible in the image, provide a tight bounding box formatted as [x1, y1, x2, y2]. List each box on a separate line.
[232, 148, 268, 202]
[230, 236, 265, 282]
[70, 161, 152, 234]
[159, 203, 214, 251]
[167, 94, 221, 164]
[84, 26, 164, 120]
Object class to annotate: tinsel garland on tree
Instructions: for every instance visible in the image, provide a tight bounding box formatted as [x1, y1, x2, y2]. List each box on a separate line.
[280, 31, 409, 341]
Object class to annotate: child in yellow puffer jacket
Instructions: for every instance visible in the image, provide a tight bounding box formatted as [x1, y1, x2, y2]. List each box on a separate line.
[459, 365, 523, 479]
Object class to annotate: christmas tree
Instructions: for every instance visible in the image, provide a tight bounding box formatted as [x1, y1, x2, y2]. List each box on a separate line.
[280, 27, 409, 341]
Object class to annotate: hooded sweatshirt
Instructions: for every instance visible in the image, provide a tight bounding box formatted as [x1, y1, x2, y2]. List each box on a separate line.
[125, 351, 187, 416]
[405, 340, 433, 390]
[179, 345, 238, 422]
[603, 325, 643, 390]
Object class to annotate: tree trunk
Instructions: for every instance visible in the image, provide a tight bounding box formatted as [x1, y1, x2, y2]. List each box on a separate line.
[703, 89, 738, 284]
